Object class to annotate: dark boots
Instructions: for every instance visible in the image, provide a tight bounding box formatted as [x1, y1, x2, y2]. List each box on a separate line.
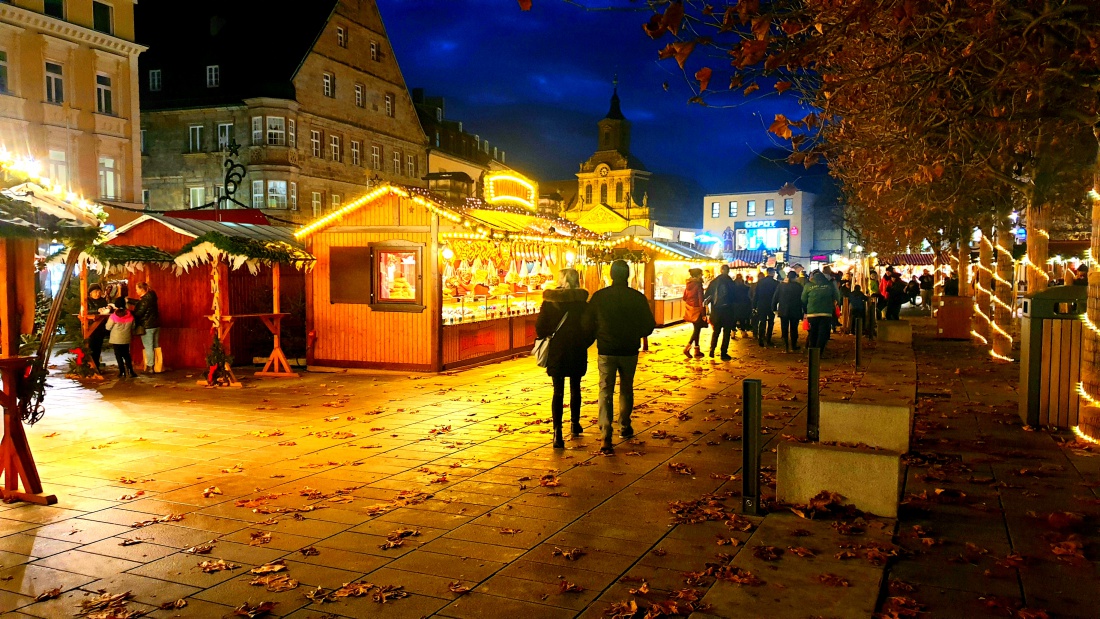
[552, 410, 565, 448]
[571, 419, 583, 436]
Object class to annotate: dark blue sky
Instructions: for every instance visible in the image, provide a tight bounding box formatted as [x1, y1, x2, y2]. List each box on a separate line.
[377, 0, 810, 193]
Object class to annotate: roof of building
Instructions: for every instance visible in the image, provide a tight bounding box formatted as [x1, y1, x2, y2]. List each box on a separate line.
[605, 88, 625, 120]
[136, 0, 338, 109]
[112, 214, 303, 247]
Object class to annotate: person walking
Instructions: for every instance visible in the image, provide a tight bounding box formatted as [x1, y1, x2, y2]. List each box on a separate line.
[773, 270, 804, 353]
[704, 265, 736, 360]
[583, 260, 656, 454]
[849, 284, 869, 335]
[535, 268, 593, 449]
[130, 282, 161, 373]
[802, 270, 842, 353]
[752, 268, 780, 347]
[905, 276, 921, 307]
[86, 284, 110, 373]
[886, 273, 907, 320]
[918, 269, 934, 311]
[106, 298, 136, 378]
[681, 268, 707, 359]
[731, 274, 753, 338]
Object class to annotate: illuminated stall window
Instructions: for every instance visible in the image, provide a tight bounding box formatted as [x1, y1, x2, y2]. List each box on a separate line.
[371, 242, 423, 311]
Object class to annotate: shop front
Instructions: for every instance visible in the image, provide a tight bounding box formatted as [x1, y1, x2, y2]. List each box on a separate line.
[296, 183, 599, 372]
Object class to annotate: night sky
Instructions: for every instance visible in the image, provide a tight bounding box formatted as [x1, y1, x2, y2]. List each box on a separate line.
[377, 0, 811, 194]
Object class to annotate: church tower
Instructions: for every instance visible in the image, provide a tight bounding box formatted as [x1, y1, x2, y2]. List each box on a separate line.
[564, 81, 652, 234]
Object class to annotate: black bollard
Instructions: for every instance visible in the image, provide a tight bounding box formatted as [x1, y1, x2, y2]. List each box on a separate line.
[855, 320, 863, 367]
[742, 378, 762, 515]
[807, 348, 820, 441]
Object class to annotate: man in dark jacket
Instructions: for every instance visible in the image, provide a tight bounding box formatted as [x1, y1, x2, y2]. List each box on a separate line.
[885, 274, 907, 320]
[583, 260, 656, 453]
[731, 274, 753, 337]
[130, 282, 161, 373]
[704, 265, 736, 360]
[918, 269, 934, 311]
[773, 271, 804, 352]
[751, 268, 780, 347]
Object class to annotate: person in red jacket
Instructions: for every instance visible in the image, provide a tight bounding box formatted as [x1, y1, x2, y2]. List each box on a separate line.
[681, 268, 706, 359]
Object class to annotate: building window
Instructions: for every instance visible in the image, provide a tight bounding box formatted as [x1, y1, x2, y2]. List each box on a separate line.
[95, 74, 112, 115]
[148, 69, 161, 92]
[310, 130, 321, 157]
[323, 72, 334, 98]
[371, 145, 380, 170]
[615, 182, 623, 203]
[266, 117, 286, 146]
[330, 135, 341, 162]
[139, 130, 146, 154]
[406, 154, 415, 177]
[48, 150, 67, 189]
[336, 26, 346, 48]
[251, 117, 262, 144]
[711, 202, 720, 218]
[288, 119, 296, 148]
[267, 180, 287, 209]
[311, 191, 321, 216]
[747, 200, 756, 216]
[252, 180, 263, 208]
[351, 140, 360, 166]
[44, 0, 64, 19]
[45, 62, 63, 104]
[765, 199, 775, 216]
[371, 243, 423, 308]
[585, 184, 592, 204]
[599, 184, 607, 204]
[0, 51, 8, 94]
[98, 156, 118, 200]
[434, 131, 440, 147]
[217, 123, 233, 150]
[189, 186, 205, 208]
[142, 189, 149, 205]
[332, 194, 341, 210]
[370, 41, 379, 61]
[384, 94, 393, 117]
[354, 84, 363, 107]
[729, 201, 738, 217]
[92, 1, 113, 35]
[436, 108, 442, 122]
[784, 198, 794, 215]
[206, 65, 219, 88]
[188, 125, 203, 152]
[392, 151, 400, 174]
[289, 182, 297, 210]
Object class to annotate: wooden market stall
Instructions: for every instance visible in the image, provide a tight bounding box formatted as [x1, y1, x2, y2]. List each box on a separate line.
[103, 215, 312, 373]
[586, 235, 724, 327]
[295, 184, 601, 371]
[0, 163, 105, 505]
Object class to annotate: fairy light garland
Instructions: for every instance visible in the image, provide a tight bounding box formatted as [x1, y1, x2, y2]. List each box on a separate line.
[1072, 424, 1100, 445]
[970, 330, 989, 345]
[0, 148, 107, 224]
[990, 349, 1015, 362]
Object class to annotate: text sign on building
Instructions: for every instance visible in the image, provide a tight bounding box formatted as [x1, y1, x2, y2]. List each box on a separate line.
[735, 219, 790, 230]
[734, 219, 790, 252]
[484, 173, 538, 210]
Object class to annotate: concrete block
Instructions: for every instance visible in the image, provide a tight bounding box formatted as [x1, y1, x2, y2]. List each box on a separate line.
[777, 442, 902, 518]
[877, 320, 912, 344]
[820, 400, 913, 453]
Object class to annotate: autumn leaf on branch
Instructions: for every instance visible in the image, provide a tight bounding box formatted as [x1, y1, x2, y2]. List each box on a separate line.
[695, 67, 713, 92]
[768, 114, 793, 139]
[658, 42, 696, 69]
[517, 0, 532, 10]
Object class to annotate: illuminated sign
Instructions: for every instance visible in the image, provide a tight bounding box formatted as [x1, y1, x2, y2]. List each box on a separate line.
[736, 219, 790, 230]
[484, 173, 537, 210]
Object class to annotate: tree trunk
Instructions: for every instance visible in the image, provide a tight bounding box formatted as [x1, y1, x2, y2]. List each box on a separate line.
[957, 236, 970, 297]
[1026, 202, 1050, 294]
[993, 229, 1015, 360]
[973, 230, 993, 346]
[1078, 129, 1100, 440]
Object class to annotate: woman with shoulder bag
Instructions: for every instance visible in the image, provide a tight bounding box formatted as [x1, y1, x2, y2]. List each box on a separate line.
[681, 268, 707, 359]
[535, 268, 593, 448]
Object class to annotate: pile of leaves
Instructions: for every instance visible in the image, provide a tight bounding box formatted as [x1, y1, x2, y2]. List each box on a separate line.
[668, 491, 740, 525]
[604, 587, 713, 618]
[76, 591, 141, 619]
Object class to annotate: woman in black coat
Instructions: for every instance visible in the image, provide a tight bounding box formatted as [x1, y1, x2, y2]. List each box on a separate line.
[731, 274, 753, 337]
[535, 268, 593, 448]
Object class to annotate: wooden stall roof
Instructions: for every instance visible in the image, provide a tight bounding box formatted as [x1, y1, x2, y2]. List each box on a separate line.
[295, 183, 602, 243]
[642, 238, 724, 262]
[0, 182, 105, 241]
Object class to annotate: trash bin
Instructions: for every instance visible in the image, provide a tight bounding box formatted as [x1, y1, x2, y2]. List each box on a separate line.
[1019, 286, 1086, 428]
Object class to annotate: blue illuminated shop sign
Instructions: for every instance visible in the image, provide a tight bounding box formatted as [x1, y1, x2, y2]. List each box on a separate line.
[736, 219, 790, 230]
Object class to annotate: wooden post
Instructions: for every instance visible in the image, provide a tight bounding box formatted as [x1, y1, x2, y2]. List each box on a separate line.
[271, 262, 281, 314]
[993, 229, 1015, 359]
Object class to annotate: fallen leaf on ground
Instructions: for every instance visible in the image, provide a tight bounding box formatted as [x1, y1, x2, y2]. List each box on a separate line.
[130, 514, 184, 528]
[552, 546, 585, 560]
[558, 579, 584, 593]
[250, 573, 298, 592]
[249, 560, 287, 574]
[159, 599, 187, 610]
[197, 559, 239, 573]
[448, 581, 471, 594]
[300, 546, 320, 556]
[202, 486, 222, 498]
[34, 587, 61, 602]
[231, 601, 277, 618]
[249, 531, 273, 546]
[372, 584, 408, 603]
[818, 573, 851, 587]
[183, 542, 215, 554]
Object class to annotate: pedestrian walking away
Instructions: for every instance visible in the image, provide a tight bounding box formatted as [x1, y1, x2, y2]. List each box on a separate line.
[802, 270, 842, 353]
[886, 273, 907, 320]
[86, 283, 110, 373]
[583, 260, 656, 454]
[751, 267, 780, 347]
[704, 264, 736, 360]
[773, 270, 804, 353]
[106, 297, 136, 378]
[130, 282, 161, 373]
[849, 284, 869, 336]
[731, 273, 753, 337]
[535, 268, 594, 449]
[681, 268, 707, 359]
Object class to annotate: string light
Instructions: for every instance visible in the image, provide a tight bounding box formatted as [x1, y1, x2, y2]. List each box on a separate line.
[484, 173, 537, 210]
[970, 330, 988, 345]
[0, 148, 105, 224]
[989, 349, 1015, 362]
[1072, 425, 1100, 445]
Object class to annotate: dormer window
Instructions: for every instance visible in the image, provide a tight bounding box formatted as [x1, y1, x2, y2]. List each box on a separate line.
[206, 65, 220, 88]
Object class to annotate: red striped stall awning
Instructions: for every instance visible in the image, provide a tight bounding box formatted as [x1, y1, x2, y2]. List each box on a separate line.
[878, 253, 938, 266]
[726, 250, 767, 267]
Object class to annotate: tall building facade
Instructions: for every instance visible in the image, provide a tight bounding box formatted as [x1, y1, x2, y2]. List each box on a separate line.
[137, 0, 427, 223]
[0, 0, 145, 215]
[702, 186, 817, 262]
